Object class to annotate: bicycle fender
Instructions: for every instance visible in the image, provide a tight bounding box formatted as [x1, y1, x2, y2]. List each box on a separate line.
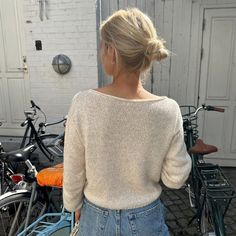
[0, 189, 30, 201]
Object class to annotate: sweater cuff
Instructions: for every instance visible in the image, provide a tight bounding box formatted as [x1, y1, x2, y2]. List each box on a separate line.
[63, 191, 84, 212]
[161, 175, 186, 189]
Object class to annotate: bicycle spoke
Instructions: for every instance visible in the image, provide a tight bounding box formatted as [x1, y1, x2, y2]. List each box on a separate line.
[0, 213, 7, 236]
[9, 202, 23, 236]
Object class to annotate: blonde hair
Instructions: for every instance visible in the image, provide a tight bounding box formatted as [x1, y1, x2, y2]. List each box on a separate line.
[100, 8, 168, 73]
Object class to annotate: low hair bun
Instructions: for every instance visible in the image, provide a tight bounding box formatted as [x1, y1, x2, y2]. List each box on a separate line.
[156, 47, 168, 61]
[145, 38, 168, 62]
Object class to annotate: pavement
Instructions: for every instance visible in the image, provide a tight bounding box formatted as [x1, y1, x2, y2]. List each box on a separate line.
[160, 172, 236, 236]
[1, 137, 236, 235]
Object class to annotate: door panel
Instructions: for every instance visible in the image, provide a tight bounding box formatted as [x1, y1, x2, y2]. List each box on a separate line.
[231, 107, 236, 153]
[202, 107, 226, 154]
[8, 78, 26, 124]
[206, 19, 233, 100]
[1, 0, 22, 72]
[199, 8, 236, 166]
[0, 78, 6, 122]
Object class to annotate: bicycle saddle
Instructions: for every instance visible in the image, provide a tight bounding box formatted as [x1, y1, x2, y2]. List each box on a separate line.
[0, 145, 36, 162]
[188, 139, 217, 155]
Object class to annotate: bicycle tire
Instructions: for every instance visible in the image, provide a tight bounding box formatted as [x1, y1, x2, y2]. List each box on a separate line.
[200, 198, 226, 236]
[186, 170, 202, 208]
[200, 200, 216, 236]
[46, 225, 71, 236]
[0, 191, 45, 236]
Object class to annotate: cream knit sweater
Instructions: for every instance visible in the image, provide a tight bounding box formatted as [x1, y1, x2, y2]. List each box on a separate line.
[63, 89, 191, 211]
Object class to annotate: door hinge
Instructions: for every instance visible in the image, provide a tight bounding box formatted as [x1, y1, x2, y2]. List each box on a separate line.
[202, 18, 206, 31]
[200, 48, 204, 60]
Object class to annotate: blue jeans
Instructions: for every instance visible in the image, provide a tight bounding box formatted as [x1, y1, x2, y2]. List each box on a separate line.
[77, 198, 169, 236]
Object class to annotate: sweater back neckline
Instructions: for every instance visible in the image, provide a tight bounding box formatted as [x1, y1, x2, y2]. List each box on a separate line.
[88, 89, 167, 102]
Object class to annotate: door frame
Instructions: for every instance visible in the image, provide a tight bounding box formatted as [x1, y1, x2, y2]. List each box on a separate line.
[189, 1, 236, 166]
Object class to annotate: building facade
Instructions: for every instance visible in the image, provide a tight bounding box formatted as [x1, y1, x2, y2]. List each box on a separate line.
[0, 0, 236, 165]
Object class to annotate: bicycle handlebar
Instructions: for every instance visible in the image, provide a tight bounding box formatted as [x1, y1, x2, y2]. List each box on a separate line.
[38, 117, 67, 128]
[30, 100, 41, 110]
[190, 104, 224, 118]
[206, 105, 224, 112]
[44, 117, 67, 127]
[21, 120, 28, 127]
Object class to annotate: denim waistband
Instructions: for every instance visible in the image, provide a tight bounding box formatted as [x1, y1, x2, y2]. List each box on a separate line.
[83, 198, 161, 214]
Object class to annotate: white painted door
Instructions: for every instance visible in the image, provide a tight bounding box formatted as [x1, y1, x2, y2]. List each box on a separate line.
[0, 0, 30, 136]
[199, 8, 236, 166]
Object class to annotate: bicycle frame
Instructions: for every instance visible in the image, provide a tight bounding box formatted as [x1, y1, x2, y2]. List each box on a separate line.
[0, 160, 15, 195]
[20, 117, 54, 161]
[183, 114, 202, 221]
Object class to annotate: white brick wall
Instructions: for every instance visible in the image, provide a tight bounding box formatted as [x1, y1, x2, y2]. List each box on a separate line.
[22, 0, 98, 131]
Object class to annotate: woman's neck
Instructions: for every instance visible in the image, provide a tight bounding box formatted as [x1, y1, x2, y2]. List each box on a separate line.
[98, 71, 156, 100]
[111, 71, 144, 93]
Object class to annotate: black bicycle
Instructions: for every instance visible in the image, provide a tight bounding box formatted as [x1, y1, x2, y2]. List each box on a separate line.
[181, 104, 236, 236]
[20, 100, 66, 161]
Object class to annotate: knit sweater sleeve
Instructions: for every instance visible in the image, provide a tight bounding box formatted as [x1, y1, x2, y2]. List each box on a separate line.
[161, 105, 192, 189]
[63, 95, 85, 212]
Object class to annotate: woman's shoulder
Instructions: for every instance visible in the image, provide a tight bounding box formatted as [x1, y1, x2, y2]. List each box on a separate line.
[153, 97, 181, 121]
[71, 90, 92, 102]
[162, 97, 180, 109]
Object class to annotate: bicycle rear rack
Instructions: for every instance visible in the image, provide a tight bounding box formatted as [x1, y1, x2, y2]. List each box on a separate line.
[197, 164, 236, 200]
[17, 209, 74, 236]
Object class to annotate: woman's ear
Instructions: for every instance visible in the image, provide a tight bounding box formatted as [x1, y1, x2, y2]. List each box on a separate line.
[108, 44, 116, 64]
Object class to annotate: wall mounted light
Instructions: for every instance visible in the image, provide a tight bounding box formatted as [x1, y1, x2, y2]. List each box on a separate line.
[52, 54, 72, 74]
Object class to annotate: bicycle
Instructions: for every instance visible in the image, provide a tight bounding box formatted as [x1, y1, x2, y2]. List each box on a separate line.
[16, 162, 76, 236]
[20, 100, 66, 161]
[0, 101, 65, 195]
[0, 148, 69, 236]
[0, 143, 37, 195]
[181, 104, 236, 236]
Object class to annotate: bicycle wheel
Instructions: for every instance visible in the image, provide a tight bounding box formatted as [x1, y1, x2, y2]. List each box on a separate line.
[46, 225, 71, 236]
[200, 200, 216, 236]
[185, 171, 202, 209]
[200, 198, 227, 236]
[40, 134, 64, 158]
[0, 192, 45, 236]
